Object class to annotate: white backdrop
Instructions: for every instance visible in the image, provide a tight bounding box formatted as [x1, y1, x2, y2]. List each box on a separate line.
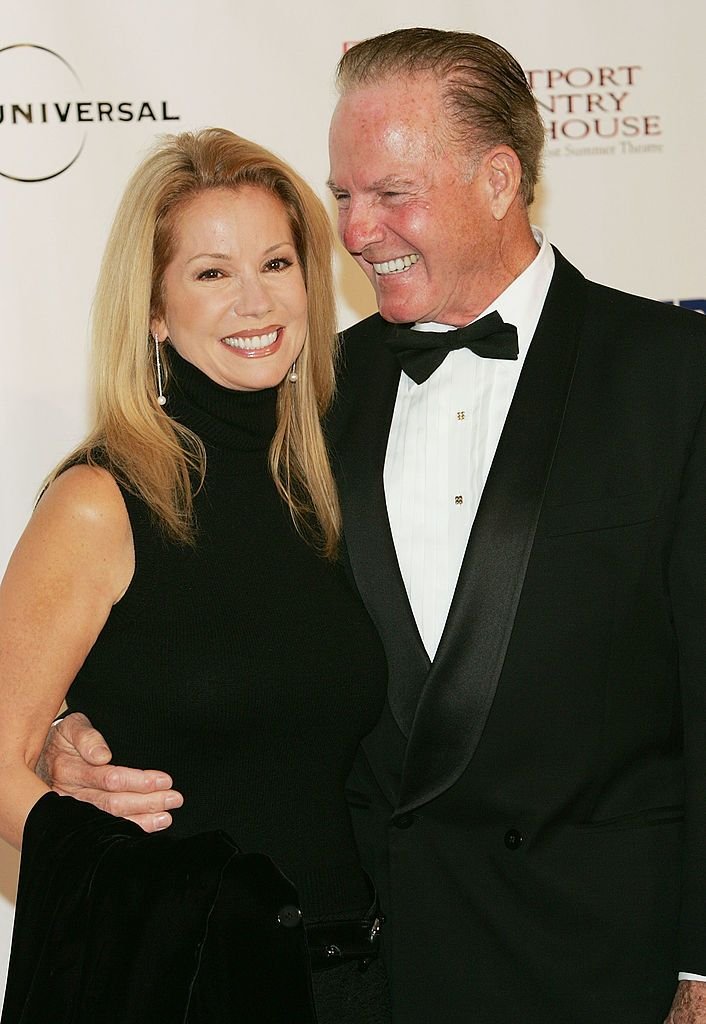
[1, 0, 704, 991]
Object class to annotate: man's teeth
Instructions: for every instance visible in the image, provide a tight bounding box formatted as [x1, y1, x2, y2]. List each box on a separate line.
[222, 330, 278, 350]
[373, 254, 419, 276]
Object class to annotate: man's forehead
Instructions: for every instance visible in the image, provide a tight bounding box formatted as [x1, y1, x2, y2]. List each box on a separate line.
[330, 76, 446, 163]
[334, 72, 442, 117]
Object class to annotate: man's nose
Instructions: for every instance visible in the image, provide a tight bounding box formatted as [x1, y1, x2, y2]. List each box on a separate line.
[339, 200, 383, 256]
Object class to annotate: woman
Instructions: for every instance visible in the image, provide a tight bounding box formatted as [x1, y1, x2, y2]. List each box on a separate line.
[0, 129, 390, 1022]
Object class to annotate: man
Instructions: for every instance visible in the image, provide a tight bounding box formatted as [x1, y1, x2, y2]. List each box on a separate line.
[42, 28, 706, 1024]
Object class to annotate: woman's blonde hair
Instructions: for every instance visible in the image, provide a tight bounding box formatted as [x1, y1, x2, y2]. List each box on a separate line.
[48, 128, 341, 557]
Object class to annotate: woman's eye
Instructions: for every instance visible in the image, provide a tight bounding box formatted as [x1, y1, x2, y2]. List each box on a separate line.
[264, 257, 293, 272]
[196, 268, 223, 280]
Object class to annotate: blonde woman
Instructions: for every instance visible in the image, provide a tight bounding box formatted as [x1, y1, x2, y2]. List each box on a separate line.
[0, 129, 390, 1022]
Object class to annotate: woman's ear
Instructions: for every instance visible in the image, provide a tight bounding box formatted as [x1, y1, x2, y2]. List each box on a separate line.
[150, 315, 167, 342]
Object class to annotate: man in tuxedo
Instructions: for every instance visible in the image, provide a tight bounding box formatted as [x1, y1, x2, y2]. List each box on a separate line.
[42, 28, 706, 1024]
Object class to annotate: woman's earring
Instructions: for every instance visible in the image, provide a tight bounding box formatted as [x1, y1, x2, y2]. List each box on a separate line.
[153, 333, 167, 406]
[288, 360, 298, 383]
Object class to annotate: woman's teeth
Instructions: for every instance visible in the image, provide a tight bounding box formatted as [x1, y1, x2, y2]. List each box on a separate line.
[222, 330, 279, 350]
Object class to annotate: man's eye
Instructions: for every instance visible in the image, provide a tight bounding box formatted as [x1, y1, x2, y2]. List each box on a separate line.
[196, 268, 223, 280]
[264, 257, 293, 272]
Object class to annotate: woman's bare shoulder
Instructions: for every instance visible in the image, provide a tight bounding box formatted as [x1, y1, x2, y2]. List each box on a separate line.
[16, 464, 134, 601]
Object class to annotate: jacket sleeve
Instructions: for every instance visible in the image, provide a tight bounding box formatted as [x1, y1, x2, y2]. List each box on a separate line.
[670, 387, 706, 972]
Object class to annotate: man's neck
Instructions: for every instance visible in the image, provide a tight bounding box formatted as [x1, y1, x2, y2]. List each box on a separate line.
[430, 219, 540, 327]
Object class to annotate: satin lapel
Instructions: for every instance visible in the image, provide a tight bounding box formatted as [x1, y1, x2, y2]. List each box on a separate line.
[397, 251, 587, 813]
[336, 316, 431, 736]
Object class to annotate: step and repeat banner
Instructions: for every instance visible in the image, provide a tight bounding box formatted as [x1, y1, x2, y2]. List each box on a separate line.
[0, 0, 704, 988]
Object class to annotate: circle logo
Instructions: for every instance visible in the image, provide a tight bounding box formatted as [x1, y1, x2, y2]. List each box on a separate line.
[0, 44, 85, 183]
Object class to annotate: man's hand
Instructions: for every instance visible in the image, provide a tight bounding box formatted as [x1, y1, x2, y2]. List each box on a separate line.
[665, 981, 706, 1023]
[36, 712, 183, 832]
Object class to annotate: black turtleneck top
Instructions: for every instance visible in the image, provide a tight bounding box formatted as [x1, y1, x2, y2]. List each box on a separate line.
[67, 350, 388, 921]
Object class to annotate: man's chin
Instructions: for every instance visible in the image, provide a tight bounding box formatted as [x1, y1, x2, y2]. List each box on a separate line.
[376, 296, 420, 326]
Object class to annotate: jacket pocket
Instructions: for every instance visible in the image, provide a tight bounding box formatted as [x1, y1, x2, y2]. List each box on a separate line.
[573, 805, 684, 832]
[539, 488, 659, 537]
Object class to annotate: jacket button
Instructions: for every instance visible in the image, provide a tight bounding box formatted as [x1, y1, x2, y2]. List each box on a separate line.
[393, 812, 415, 829]
[277, 904, 303, 928]
[504, 829, 524, 850]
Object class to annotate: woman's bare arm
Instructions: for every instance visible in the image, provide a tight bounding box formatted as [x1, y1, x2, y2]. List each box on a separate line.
[0, 465, 134, 847]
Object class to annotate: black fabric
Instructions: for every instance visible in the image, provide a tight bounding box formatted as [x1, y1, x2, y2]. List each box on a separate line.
[311, 960, 391, 1024]
[306, 902, 382, 970]
[1, 793, 317, 1024]
[2, 349, 390, 1020]
[332, 248, 706, 1023]
[66, 347, 388, 924]
[382, 310, 518, 384]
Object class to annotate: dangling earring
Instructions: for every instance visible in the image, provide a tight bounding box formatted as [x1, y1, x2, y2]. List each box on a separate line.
[288, 360, 298, 383]
[153, 332, 167, 406]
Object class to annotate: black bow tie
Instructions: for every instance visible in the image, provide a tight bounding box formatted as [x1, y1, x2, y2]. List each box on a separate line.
[384, 310, 519, 385]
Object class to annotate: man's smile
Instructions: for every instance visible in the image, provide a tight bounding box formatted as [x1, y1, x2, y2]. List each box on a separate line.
[372, 253, 420, 276]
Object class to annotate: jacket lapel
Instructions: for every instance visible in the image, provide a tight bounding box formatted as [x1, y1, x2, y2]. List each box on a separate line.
[397, 250, 588, 814]
[334, 315, 431, 736]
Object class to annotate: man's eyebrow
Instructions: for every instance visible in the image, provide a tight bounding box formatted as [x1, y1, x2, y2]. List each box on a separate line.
[371, 176, 416, 191]
[326, 176, 416, 193]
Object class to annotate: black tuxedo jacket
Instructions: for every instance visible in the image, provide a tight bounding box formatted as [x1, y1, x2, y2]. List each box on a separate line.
[331, 250, 706, 1024]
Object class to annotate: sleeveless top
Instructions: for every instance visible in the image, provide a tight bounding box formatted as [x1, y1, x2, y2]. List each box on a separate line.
[67, 349, 388, 922]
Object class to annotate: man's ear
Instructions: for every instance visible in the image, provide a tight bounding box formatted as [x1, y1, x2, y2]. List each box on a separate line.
[486, 147, 522, 221]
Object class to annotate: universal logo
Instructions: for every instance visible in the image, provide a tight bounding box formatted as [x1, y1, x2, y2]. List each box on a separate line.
[0, 43, 180, 183]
